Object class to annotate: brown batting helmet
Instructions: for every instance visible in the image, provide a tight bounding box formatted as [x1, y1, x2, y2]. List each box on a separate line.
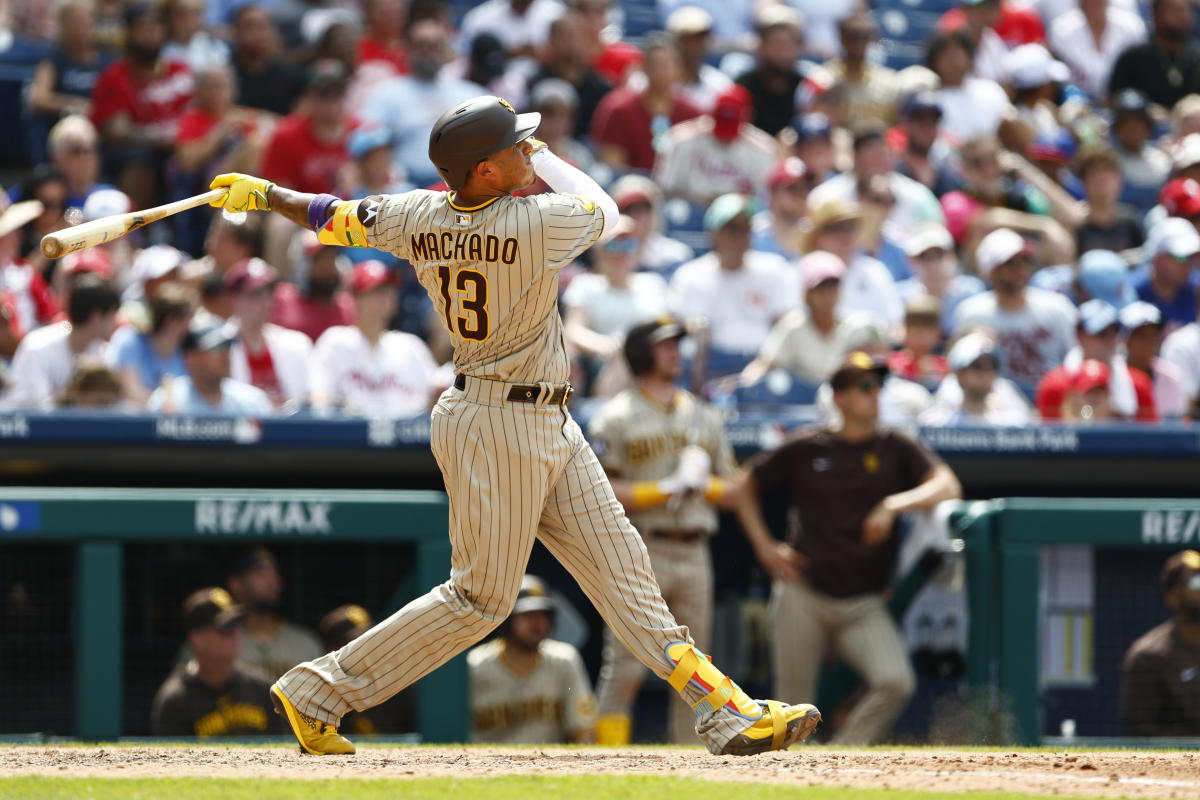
[427, 96, 541, 190]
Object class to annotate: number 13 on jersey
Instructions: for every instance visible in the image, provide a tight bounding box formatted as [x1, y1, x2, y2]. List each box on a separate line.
[437, 266, 490, 341]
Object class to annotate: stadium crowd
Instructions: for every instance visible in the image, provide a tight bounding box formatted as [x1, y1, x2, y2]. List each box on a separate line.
[0, 0, 1199, 423]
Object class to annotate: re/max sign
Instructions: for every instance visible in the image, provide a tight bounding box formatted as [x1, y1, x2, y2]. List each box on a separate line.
[1142, 510, 1200, 544]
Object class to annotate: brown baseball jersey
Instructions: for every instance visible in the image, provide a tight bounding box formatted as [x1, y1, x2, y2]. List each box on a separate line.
[1119, 620, 1200, 736]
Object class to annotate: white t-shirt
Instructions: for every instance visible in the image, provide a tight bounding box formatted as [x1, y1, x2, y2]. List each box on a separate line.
[654, 119, 778, 205]
[758, 309, 868, 382]
[668, 250, 800, 355]
[1161, 322, 1200, 405]
[1047, 8, 1146, 99]
[229, 322, 313, 410]
[5, 321, 106, 410]
[952, 288, 1079, 390]
[561, 271, 669, 338]
[457, 0, 563, 75]
[310, 325, 439, 417]
[837, 252, 905, 329]
[935, 78, 1013, 142]
[921, 373, 1032, 426]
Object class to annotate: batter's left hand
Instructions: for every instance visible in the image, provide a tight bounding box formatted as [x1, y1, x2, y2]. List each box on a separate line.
[862, 501, 896, 545]
[209, 173, 275, 212]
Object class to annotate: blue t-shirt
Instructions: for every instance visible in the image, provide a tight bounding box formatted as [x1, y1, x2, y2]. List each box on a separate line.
[148, 376, 273, 416]
[1132, 268, 1199, 330]
[109, 327, 186, 393]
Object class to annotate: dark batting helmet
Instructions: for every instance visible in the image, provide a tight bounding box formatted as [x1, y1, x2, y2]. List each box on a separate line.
[623, 317, 686, 377]
[427, 95, 541, 190]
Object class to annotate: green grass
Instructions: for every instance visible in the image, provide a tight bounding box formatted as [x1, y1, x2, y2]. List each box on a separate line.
[0, 776, 1114, 800]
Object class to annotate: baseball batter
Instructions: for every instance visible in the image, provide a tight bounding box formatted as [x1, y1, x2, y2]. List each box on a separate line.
[588, 318, 738, 745]
[208, 95, 819, 757]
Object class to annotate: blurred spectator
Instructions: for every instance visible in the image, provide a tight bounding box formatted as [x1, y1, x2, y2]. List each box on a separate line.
[80, 189, 136, 285]
[657, 0, 753, 51]
[591, 32, 701, 171]
[1111, 89, 1173, 212]
[1109, 0, 1200, 110]
[160, 0, 230, 71]
[896, 223, 987, 335]
[893, 91, 964, 199]
[663, 6, 733, 112]
[739, 251, 864, 386]
[823, 13, 901, 129]
[526, 80, 594, 176]
[310, 261, 440, 417]
[150, 587, 279, 737]
[888, 295, 948, 390]
[609, 175, 693, 272]
[27, 0, 113, 155]
[106, 281, 196, 407]
[789, 112, 838, 183]
[1003, 44, 1070, 148]
[1172, 96, 1200, 141]
[1059, 357, 1116, 421]
[461, 34, 529, 121]
[225, 547, 323, 682]
[147, 315, 272, 415]
[669, 194, 798, 372]
[5, 274, 117, 410]
[260, 59, 352, 197]
[563, 216, 669, 390]
[734, 5, 806, 136]
[1122, 300, 1190, 418]
[270, 233, 355, 342]
[458, 0, 564, 76]
[1075, 145, 1145, 255]
[926, 30, 1012, 142]
[1160, 308, 1200, 416]
[340, 126, 411, 199]
[654, 85, 776, 206]
[1048, 0, 1145, 101]
[1168, 145, 1200, 200]
[188, 214, 262, 323]
[1035, 298, 1156, 420]
[589, 318, 737, 744]
[469, 575, 596, 744]
[857, 175, 913, 281]
[809, 123, 944, 253]
[528, 11, 612, 138]
[922, 331, 1032, 425]
[1134, 216, 1200, 332]
[751, 158, 814, 260]
[175, 64, 269, 182]
[357, 0, 408, 73]
[815, 323, 936, 426]
[318, 604, 415, 735]
[1076, 248, 1137, 308]
[121, 244, 186, 331]
[12, 166, 67, 272]
[360, 19, 485, 188]
[803, 198, 904, 329]
[57, 360, 125, 409]
[230, 4, 305, 117]
[224, 258, 312, 412]
[938, 0, 1009, 84]
[1119, 549, 1200, 736]
[89, 2, 194, 210]
[51, 250, 113, 327]
[737, 350, 961, 744]
[44, 116, 114, 216]
[953, 228, 1077, 393]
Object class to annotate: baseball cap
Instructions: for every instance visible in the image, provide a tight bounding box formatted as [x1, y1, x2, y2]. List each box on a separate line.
[755, 3, 803, 32]
[1119, 300, 1163, 331]
[1160, 177, 1200, 218]
[1029, 128, 1076, 165]
[1005, 44, 1069, 90]
[182, 317, 237, 352]
[229, 546, 277, 576]
[347, 260, 398, 294]
[347, 125, 393, 160]
[1145, 216, 1200, 260]
[1112, 88, 1151, 121]
[60, 248, 113, 279]
[1078, 249, 1135, 309]
[132, 244, 185, 284]
[610, 175, 660, 212]
[975, 228, 1033, 276]
[830, 350, 888, 391]
[1070, 359, 1111, 393]
[512, 575, 556, 615]
[82, 188, 131, 223]
[904, 223, 954, 257]
[800, 250, 846, 290]
[625, 316, 686, 350]
[307, 58, 349, 92]
[182, 586, 243, 631]
[904, 293, 941, 325]
[1161, 549, 1200, 593]
[0, 199, 43, 238]
[901, 89, 942, 118]
[319, 604, 373, 647]
[1077, 298, 1119, 335]
[767, 157, 808, 190]
[1173, 133, 1200, 171]
[530, 78, 579, 110]
[947, 331, 1002, 372]
[712, 85, 750, 142]
[666, 5, 713, 35]
[224, 257, 278, 293]
[703, 193, 757, 231]
[789, 112, 833, 143]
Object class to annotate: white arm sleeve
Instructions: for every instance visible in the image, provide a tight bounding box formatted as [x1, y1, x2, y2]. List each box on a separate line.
[530, 147, 619, 240]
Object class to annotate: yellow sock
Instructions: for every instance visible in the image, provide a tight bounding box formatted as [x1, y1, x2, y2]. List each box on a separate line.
[596, 714, 632, 745]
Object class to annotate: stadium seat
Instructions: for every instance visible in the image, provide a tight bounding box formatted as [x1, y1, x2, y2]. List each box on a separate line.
[733, 369, 820, 406]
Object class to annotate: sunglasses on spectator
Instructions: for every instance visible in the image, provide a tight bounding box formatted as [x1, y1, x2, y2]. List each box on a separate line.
[603, 236, 638, 255]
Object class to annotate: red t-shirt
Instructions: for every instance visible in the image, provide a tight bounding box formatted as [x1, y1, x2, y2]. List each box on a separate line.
[938, 3, 1045, 46]
[90, 58, 193, 138]
[244, 341, 282, 406]
[259, 113, 350, 196]
[175, 107, 259, 145]
[887, 350, 948, 387]
[1036, 364, 1157, 420]
[589, 87, 701, 171]
[357, 37, 407, 73]
[269, 282, 356, 343]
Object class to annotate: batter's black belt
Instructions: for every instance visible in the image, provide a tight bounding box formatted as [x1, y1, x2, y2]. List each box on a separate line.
[454, 374, 573, 406]
[648, 528, 706, 543]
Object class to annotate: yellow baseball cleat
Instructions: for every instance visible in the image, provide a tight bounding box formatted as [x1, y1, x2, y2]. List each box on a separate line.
[270, 684, 356, 755]
[719, 701, 821, 756]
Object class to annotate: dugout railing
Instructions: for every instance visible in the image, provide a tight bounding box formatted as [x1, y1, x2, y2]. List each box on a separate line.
[957, 498, 1200, 746]
[0, 487, 462, 742]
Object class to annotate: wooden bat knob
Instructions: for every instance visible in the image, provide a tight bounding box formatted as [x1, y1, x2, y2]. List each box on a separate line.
[41, 235, 64, 260]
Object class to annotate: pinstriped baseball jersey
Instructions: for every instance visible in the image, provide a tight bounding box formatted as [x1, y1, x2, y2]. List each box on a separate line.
[362, 189, 604, 383]
[588, 388, 735, 535]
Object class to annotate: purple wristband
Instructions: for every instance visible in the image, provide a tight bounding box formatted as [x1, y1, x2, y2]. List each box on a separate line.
[307, 193, 341, 232]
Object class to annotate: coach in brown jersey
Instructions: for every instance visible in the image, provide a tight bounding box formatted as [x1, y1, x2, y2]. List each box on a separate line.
[205, 95, 820, 757]
[737, 351, 962, 744]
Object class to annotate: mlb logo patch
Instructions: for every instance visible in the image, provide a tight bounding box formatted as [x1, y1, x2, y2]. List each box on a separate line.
[455, 213, 472, 225]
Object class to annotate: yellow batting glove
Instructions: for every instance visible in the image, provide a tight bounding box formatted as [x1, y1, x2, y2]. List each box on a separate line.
[208, 173, 275, 212]
[525, 136, 548, 155]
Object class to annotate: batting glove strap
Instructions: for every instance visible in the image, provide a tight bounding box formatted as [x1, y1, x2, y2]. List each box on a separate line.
[209, 173, 275, 212]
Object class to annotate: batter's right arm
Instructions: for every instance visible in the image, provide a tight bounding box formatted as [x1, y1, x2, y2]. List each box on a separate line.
[209, 174, 382, 250]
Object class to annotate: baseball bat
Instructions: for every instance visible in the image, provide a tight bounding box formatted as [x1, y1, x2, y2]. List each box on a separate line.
[40, 188, 228, 259]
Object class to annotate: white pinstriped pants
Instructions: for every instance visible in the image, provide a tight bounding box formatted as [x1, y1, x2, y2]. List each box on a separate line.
[276, 379, 751, 752]
[770, 578, 915, 745]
